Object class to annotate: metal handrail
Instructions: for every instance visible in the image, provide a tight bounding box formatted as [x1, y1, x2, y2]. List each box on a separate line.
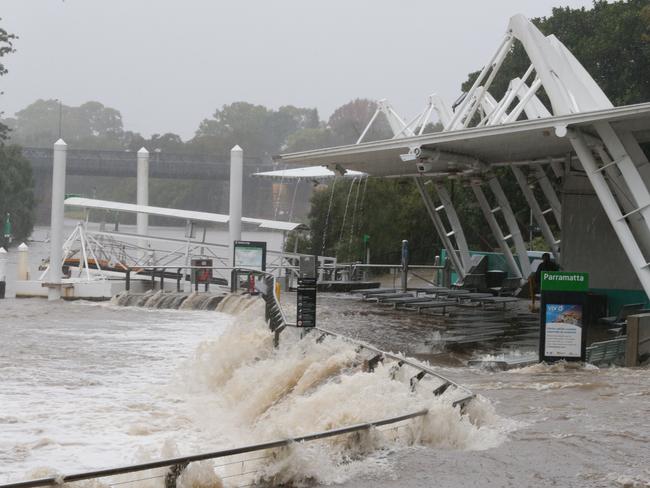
[314, 326, 475, 408]
[0, 409, 428, 488]
[5, 266, 480, 488]
[230, 267, 289, 332]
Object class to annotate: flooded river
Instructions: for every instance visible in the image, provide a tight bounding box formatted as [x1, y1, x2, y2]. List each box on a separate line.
[1, 236, 649, 487]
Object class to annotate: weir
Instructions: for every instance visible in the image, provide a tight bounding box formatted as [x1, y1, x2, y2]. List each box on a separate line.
[3, 266, 478, 488]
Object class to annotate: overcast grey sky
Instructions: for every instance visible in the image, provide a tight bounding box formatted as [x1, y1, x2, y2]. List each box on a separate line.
[1, 0, 594, 139]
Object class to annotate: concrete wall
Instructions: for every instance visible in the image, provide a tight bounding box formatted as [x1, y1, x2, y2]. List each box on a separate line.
[561, 172, 642, 290]
[626, 313, 650, 366]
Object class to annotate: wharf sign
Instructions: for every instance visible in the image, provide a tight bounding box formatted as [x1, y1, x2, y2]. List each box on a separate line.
[541, 271, 589, 292]
[539, 271, 589, 362]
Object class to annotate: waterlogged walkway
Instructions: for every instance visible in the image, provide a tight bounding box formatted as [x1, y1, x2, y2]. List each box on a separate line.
[1, 294, 648, 487]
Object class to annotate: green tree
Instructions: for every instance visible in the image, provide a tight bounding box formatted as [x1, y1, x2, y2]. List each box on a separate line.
[0, 145, 34, 244]
[461, 1, 650, 107]
[0, 19, 17, 142]
[5, 99, 127, 149]
[307, 178, 441, 264]
[192, 102, 321, 159]
[328, 98, 392, 145]
[284, 126, 338, 153]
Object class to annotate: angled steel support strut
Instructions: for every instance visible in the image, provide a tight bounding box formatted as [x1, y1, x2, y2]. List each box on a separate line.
[470, 181, 523, 281]
[511, 166, 560, 261]
[534, 165, 562, 225]
[431, 182, 472, 273]
[414, 177, 466, 281]
[487, 176, 532, 280]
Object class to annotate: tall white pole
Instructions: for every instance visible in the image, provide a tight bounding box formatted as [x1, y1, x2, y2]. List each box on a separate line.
[49, 138, 67, 300]
[229, 145, 243, 266]
[136, 147, 149, 260]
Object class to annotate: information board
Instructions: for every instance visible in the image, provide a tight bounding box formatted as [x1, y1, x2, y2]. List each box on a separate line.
[539, 286, 588, 362]
[297, 279, 317, 327]
[543, 303, 583, 358]
[233, 241, 267, 271]
[297, 256, 317, 328]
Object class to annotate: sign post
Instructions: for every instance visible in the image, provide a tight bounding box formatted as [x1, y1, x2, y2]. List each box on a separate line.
[232, 241, 267, 292]
[297, 256, 317, 329]
[539, 271, 589, 362]
[3, 213, 12, 245]
[400, 239, 409, 292]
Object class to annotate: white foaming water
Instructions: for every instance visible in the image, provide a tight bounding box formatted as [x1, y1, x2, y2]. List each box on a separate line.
[1, 295, 513, 487]
[170, 295, 513, 486]
[0, 299, 232, 483]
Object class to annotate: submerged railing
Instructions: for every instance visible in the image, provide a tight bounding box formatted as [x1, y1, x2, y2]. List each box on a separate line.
[0, 266, 476, 488]
[0, 410, 428, 488]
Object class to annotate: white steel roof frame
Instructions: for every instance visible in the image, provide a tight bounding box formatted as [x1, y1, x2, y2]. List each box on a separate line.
[274, 13, 650, 295]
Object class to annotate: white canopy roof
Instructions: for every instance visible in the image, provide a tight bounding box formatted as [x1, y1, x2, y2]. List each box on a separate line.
[253, 165, 366, 180]
[273, 103, 650, 177]
[64, 197, 307, 231]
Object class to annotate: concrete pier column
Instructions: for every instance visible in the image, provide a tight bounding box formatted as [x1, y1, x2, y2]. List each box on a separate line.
[17, 242, 29, 281]
[136, 147, 150, 261]
[48, 139, 67, 300]
[229, 145, 243, 266]
[0, 247, 6, 298]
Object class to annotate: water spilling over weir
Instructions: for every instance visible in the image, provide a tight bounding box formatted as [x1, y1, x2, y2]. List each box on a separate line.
[4, 294, 508, 488]
[111, 290, 228, 310]
[3, 295, 650, 487]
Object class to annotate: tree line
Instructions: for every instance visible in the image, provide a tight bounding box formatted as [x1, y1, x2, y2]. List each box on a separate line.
[1, 0, 649, 253]
[300, 0, 650, 265]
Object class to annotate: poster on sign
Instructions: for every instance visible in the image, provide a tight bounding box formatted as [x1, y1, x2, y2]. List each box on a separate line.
[233, 241, 266, 271]
[544, 303, 583, 358]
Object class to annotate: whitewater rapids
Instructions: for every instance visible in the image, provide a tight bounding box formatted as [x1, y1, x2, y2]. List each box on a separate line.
[1, 294, 510, 488]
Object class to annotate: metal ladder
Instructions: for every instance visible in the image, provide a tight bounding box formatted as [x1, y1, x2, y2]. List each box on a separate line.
[414, 177, 467, 282]
[511, 165, 561, 261]
[470, 177, 530, 282]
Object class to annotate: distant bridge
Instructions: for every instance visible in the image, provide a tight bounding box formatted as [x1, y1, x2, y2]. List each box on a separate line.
[22, 147, 275, 180]
[22, 147, 297, 224]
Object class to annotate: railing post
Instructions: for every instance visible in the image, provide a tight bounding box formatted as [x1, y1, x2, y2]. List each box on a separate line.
[230, 269, 238, 292]
[151, 268, 156, 290]
[165, 461, 189, 488]
[125, 269, 131, 291]
[176, 268, 182, 292]
[160, 271, 164, 290]
[401, 240, 409, 292]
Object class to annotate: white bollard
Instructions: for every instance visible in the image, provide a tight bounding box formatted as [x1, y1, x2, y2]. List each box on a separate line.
[48, 139, 67, 300]
[17, 242, 29, 281]
[0, 247, 6, 298]
[136, 147, 149, 259]
[229, 145, 243, 266]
